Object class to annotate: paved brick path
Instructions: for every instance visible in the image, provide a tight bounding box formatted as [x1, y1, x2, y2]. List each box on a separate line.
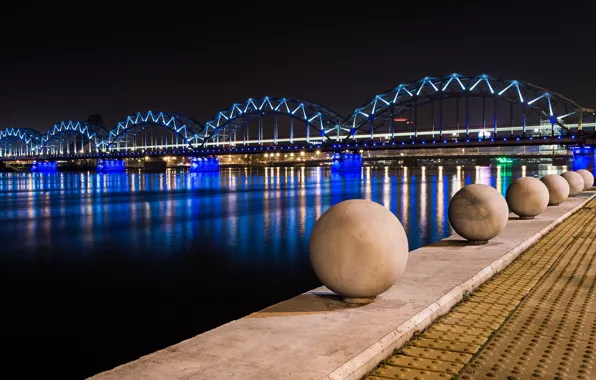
[365, 195, 596, 380]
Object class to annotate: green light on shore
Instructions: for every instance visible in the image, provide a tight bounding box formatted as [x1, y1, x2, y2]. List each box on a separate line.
[495, 157, 513, 164]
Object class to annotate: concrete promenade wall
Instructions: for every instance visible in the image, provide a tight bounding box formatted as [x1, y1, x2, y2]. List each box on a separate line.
[90, 191, 596, 380]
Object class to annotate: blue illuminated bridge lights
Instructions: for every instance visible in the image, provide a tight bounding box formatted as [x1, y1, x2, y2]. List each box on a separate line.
[0, 72, 592, 160]
[190, 157, 220, 173]
[331, 152, 363, 172]
[30, 161, 58, 173]
[97, 159, 126, 173]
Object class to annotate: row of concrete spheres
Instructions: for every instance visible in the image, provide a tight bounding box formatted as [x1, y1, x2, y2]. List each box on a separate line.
[308, 168, 595, 303]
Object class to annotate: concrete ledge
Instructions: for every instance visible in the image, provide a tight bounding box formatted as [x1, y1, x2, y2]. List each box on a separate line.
[90, 192, 596, 380]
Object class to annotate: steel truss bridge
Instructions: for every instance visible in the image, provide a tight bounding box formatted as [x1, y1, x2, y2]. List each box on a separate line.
[1, 73, 595, 161]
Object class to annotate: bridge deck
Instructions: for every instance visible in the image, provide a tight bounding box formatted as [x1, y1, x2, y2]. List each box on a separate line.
[365, 193, 596, 380]
[1, 134, 586, 161]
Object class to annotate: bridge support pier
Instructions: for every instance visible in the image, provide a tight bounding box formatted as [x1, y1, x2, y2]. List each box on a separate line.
[572, 146, 595, 171]
[331, 153, 363, 172]
[97, 159, 126, 173]
[190, 157, 220, 173]
[31, 161, 58, 173]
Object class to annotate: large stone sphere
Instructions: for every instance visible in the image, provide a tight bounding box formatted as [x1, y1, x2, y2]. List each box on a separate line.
[448, 184, 509, 244]
[308, 199, 408, 302]
[505, 177, 549, 219]
[576, 169, 595, 190]
[561, 171, 585, 196]
[540, 174, 570, 206]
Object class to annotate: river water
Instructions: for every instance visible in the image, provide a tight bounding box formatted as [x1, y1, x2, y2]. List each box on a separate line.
[0, 164, 564, 378]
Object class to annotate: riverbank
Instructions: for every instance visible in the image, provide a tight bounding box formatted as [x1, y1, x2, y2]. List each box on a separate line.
[89, 190, 596, 380]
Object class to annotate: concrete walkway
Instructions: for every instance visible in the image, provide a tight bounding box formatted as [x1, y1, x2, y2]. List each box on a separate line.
[365, 195, 596, 380]
[90, 191, 596, 380]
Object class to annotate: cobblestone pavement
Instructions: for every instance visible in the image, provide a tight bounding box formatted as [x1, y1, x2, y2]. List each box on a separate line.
[365, 195, 596, 380]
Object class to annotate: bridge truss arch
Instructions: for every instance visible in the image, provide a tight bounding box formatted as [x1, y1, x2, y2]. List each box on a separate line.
[199, 97, 344, 147]
[39, 121, 108, 155]
[0, 128, 43, 157]
[343, 73, 591, 142]
[104, 111, 204, 152]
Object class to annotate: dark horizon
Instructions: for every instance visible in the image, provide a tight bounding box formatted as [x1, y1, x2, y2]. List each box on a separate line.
[1, 2, 595, 132]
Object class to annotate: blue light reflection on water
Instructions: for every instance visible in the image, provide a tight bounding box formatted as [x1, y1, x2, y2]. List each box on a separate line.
[0, 165, 564, 260]
[0, 164, 565, 378]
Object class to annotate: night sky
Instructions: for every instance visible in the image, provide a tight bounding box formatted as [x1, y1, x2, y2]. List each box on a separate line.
[1, 2, 594, 133]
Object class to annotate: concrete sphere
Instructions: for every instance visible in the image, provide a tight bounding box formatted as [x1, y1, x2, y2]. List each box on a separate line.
[448, 184, 509, 243]
[576, 169, 595, 190]
[505, 177, 549, 219]
[308, 199, 408, 301]
[540, 174, 570, 206]
[561, 171, 585, 196]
